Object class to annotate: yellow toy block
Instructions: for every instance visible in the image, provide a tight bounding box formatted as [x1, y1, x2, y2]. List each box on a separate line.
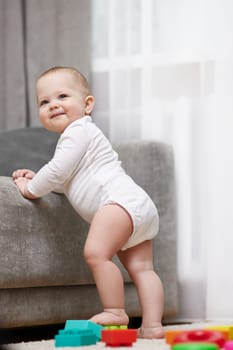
[205, 325, 233, 340]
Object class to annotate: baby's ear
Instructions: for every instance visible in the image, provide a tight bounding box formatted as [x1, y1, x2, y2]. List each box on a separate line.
[85, 95, 95, 114]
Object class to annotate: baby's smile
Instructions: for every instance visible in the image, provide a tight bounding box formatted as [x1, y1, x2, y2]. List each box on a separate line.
[50, 111, 65, 119]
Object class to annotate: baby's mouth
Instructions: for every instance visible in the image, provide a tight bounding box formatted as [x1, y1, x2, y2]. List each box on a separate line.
[50, 112, 65, 119]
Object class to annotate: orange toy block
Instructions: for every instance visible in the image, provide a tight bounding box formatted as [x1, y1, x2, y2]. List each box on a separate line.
[165, 329, 191, 345]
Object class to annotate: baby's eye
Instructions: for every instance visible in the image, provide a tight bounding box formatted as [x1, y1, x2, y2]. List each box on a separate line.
[40, 99, 49, 106]
[59, 93, 68, 99]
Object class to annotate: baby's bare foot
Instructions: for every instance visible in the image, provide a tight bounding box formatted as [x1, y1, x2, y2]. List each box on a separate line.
[89, 308, 129, 326]
[138, 325, 164, 339]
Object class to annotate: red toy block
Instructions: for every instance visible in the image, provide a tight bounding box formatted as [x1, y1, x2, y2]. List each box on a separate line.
[101, 329, 137, 347]
[173, 329, 226, 348]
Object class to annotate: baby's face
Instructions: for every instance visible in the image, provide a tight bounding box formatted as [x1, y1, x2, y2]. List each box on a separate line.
[36, 71, 88, 133]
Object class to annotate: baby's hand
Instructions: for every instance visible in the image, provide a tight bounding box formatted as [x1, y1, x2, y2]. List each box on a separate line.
[12, 169, 35, 180]
[13, 177, 38, 199]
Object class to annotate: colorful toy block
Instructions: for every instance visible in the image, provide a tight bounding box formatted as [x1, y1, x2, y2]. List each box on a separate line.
[101, 329, 137, 347]
[54, 320, 104, 347]
[173, 329, 226, 348]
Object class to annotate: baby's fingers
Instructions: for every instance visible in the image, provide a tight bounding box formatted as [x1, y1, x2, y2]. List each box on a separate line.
[12, 169, 32, 180]
[12, 170, 24, 179]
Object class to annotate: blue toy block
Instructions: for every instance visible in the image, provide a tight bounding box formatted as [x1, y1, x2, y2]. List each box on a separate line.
[54, 320, 104, 347]
[64, 320, 103, 340]
[55, 329, 97, 347]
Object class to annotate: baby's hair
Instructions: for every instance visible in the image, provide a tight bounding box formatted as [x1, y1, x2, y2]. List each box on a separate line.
[37, 66, 91, 97]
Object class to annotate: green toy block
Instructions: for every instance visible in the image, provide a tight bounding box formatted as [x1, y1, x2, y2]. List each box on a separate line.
[104, 325, 128, 330]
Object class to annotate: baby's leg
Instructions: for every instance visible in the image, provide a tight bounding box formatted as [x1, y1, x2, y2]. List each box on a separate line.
[83, 204, 133, 326]
[118, 240, 164, 339]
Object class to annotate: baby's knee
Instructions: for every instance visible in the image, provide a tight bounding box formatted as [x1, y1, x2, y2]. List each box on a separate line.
[83, 244, 103, 268]
[126, 260, 154, 277]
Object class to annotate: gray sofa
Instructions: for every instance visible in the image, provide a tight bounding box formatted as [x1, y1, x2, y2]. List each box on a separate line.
[0, 127, 178, 328]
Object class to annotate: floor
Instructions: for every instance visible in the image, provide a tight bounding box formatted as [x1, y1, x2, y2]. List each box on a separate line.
[0, 324, 64, 345]
[0, 318, 142, 345]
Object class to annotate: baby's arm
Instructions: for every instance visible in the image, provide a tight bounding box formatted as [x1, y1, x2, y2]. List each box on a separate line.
[12, 125, 90, 199]
[19, 126, 90, 198]
[12, 168, 63, 198]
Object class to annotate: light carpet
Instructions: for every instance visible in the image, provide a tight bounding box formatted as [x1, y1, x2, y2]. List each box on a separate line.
[2, 338, 169, 350]
[2, 322, 229, 350]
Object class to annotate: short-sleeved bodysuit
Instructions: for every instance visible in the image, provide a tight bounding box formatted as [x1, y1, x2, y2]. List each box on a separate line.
[28, 116, 159, 250]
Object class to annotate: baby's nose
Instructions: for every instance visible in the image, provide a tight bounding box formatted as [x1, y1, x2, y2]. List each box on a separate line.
[50, 100, 59, 109]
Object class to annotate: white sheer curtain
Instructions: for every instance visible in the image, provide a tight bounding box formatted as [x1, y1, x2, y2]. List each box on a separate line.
[203, 0, 233, 320]
[91, 0, 233, 321]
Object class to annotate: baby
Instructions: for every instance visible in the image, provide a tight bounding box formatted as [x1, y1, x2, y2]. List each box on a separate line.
[12, 66, 164, 339]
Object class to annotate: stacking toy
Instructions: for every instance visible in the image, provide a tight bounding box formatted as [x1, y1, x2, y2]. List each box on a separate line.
[173, 329, 226, 348]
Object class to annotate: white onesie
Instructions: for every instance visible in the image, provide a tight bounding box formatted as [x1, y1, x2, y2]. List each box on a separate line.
[28, 116, 159, 250]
